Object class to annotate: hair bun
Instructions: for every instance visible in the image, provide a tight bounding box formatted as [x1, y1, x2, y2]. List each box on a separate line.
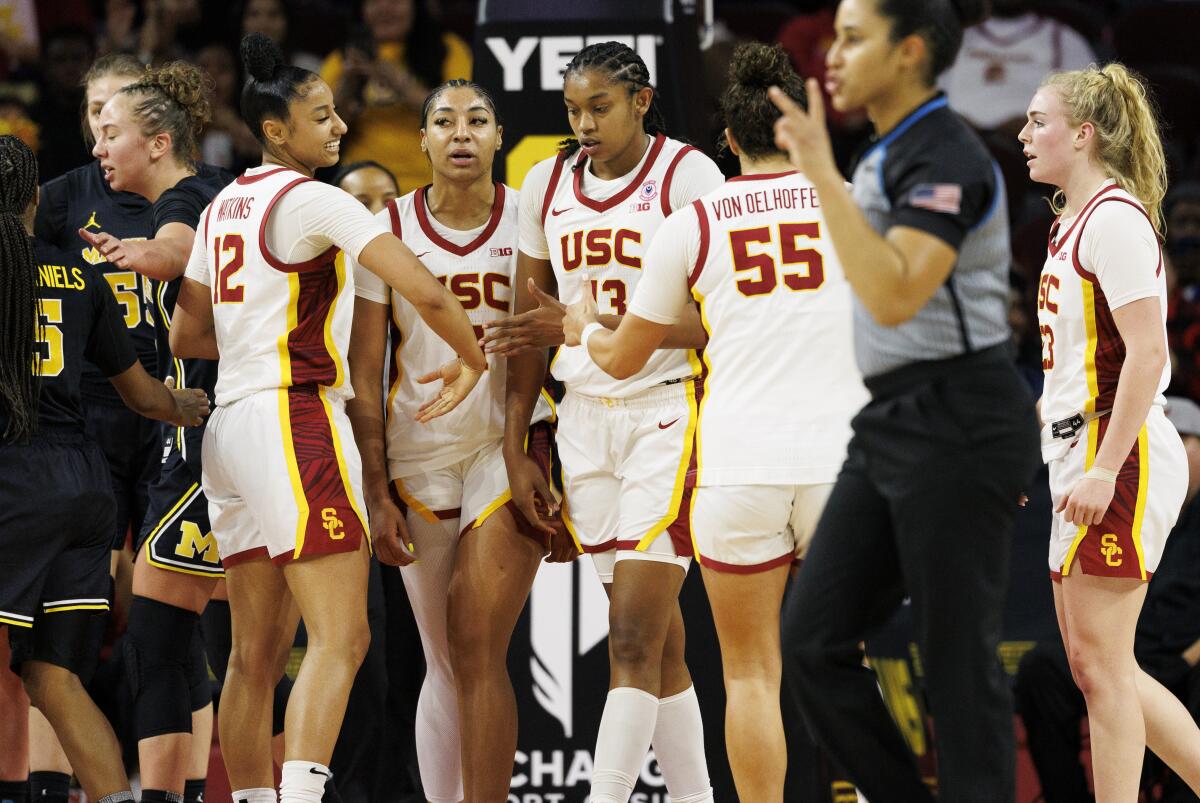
[950, 0, 988, 28]
[728, 42, 793, 91]
[241, 32, 283, 83]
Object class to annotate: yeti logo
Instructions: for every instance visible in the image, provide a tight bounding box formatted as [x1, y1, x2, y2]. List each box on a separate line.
[485, 34, 662, 92]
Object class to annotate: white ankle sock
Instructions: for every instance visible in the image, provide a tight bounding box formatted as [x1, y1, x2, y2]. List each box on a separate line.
[651, 685, 713, 802]
[279, 760, 330, 803]
[231, 789, 277, 803]
[590, 687, 660, 803]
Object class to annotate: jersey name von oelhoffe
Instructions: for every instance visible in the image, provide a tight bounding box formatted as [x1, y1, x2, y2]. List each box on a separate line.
[630, 170, 868, 485]
[520, 134, 726, 398]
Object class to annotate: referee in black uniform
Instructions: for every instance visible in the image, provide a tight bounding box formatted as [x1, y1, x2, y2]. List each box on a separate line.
[767, 1, 1039, 801]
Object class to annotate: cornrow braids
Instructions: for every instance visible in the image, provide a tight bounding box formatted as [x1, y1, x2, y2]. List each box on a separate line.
[0, 135, 41, 442]
[559, 41, 667, 157]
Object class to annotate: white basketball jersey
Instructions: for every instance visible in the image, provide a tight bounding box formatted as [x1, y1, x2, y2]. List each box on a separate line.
[358, 183, 550, 477]
[685, 172, 867, 485]
[1037, 183, 1169, 429]
[540, 135, 714, 398]
[202, 167, 356, 406]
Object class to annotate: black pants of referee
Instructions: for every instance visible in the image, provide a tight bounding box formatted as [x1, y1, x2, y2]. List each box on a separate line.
[782, 345, 1040, 803]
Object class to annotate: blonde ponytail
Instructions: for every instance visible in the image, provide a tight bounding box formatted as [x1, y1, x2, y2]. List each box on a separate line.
[1042, 62, 1168, 237]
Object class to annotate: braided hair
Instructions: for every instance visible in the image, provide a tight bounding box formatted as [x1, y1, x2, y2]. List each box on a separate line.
[0, 135, 41, 442]
[559, 41, 667, 157]
[119, 61, 213, 167]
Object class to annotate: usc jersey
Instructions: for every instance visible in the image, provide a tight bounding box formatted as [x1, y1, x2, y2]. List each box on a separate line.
[630, 170, 867, 485]
[354, 182, 550, 478]
[1037, 182, 1168, 448]
[185, 165, 387, 407]
[519, 134, 725, 398]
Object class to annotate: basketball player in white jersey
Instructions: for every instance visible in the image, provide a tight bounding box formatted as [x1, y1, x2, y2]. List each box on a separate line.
[1022, 64, 1200, 800]
[169, 34, 486, 803]
[493, 41, 724, 803]
[564, 44, 867, 801]
[347, 79, 569, 803]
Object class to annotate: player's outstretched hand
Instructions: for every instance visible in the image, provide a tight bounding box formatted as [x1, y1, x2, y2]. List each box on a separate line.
[370, 495, 417, 566]
[506, 450, 559, 539]
[165, 376, 210, 426]
[414, 356, 484, 423]
[480, 279, 566, 356]
[1056, 477, 1115, 527]
[79, 228, 139, 270]
[562, 283, 600, 347]
[768, 79, 839, 185]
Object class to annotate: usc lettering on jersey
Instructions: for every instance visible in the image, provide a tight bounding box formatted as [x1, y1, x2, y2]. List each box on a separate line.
[354, 182, 551, 477]
[202, 167, 357, 407]
[537, 134, 722, 398]
[635, 171, 867, 485]
[1037, 182, 1168, 460]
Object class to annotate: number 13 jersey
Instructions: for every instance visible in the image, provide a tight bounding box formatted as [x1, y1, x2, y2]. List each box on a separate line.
[1036, 181, 1168, 447]
[519, 134, 725, 398]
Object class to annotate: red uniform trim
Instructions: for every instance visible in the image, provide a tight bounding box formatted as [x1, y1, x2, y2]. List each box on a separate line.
[582, 538, 618, 553]
[221, 546, 270, 568]
[688, 200, 711, 289]
[660, 145, 700, 216]
[572, 133, 667, 213]
[1061, 416, 1149, 580]
[414, 182, 505, 256]
[259, 177, 339, 273]
[285, 388, 367, 562]
[1070, 196, 1163, 281]
[726, 170, 799, 183]
[287, 268, 339, 385]
[202, 199, 215, 241]
[540, 152, 570, 227]
[235, 166, 292, 185]
[698, 550, 795, 574]
[386, 197, 402, 238]
[1048, 183, 1120, 258]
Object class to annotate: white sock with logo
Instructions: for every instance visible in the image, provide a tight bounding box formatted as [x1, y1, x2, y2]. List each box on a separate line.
[279, 760, 329, 803]
[230, 789, 277, 803]
[590, 687, 660, 803]
[651, 685, 713, 802]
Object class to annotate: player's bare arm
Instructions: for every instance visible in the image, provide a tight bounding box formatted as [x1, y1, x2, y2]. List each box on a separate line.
[78, 221, 197, 281]
[357, 232, 487, 421]
[769, 82, 958, 326]
[563, 284, 671, 380]
[346, 297, 416, 566]
[503, 251, 560, 539]
[109, 366, 209, 427]
[169, 276, 219, 360]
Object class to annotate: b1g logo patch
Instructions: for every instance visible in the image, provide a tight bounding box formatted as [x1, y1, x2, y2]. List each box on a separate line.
[490, 246, 513, 258]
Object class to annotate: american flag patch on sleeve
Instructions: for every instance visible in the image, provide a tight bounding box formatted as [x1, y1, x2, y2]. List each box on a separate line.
[908, 183, 962, 214]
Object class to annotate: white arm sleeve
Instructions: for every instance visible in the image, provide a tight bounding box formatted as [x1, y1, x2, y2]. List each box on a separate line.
[183, 214, 211, 286]
[667, 151, 726, 211]
[517, 157, 556, 260]
[628, 209, 697, 325]
[352, 207, 392, 304]
[264, 182, 390, 265]
[1085, 201, 1162, 309]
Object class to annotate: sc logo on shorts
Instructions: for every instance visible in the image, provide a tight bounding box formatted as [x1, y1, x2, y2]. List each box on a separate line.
[1100, 533, 1124, 567]
[322, 507, 346, 540]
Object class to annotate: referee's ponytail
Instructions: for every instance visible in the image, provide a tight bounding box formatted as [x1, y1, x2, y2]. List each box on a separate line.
[1042, 63, 1168, 237]
[0, 135, 40, 443]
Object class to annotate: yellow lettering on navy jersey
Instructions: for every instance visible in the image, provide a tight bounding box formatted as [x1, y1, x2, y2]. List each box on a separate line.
[36, 264, 86, 290]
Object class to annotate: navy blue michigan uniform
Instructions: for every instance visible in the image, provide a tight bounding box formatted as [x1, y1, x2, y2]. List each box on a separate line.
[137, 168, 231, 578]
[35, 160, 160, 551]
[1, 239, 136, 678]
